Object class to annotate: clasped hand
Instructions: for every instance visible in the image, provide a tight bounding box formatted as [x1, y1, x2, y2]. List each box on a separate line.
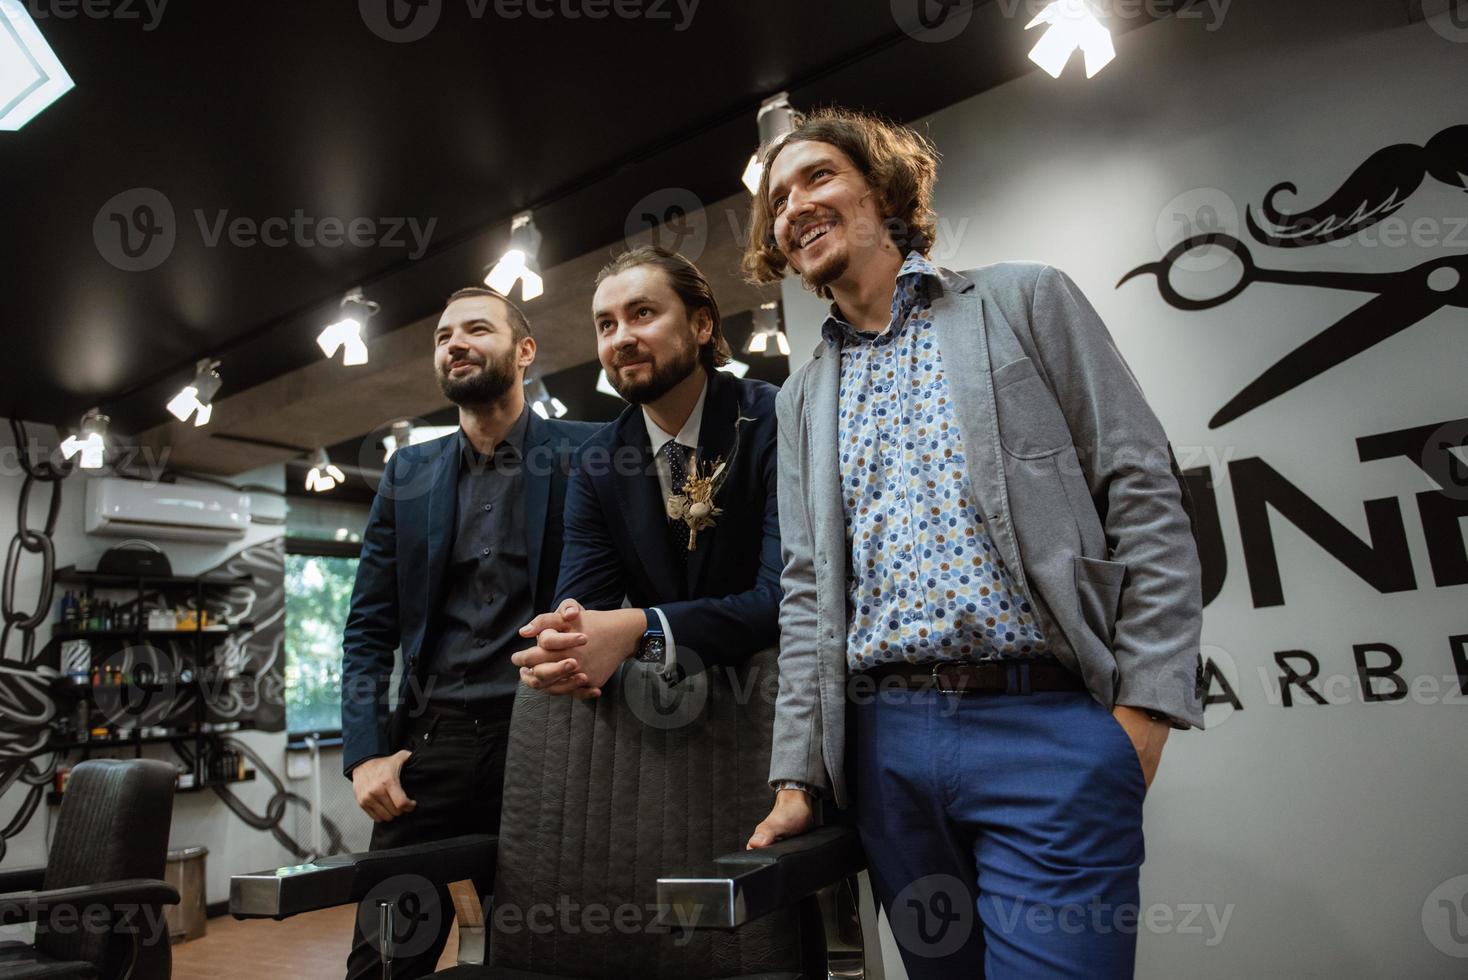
[510, 599, 645, 699]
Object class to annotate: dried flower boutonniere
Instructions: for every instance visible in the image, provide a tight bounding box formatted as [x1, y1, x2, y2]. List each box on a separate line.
[663, 411, 757, 551]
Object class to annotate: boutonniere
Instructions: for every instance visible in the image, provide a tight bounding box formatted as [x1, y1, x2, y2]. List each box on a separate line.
[664, 411, 758, 551]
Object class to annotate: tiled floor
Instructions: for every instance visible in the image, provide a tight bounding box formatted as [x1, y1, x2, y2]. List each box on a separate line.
[170, 905, 459, 979]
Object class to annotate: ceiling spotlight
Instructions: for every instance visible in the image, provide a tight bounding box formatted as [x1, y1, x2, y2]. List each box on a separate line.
[744, 301, 791, 357]
[595, 368, 621, 400]
[0, 0, 75, 131]
[485, 211, 544, 302]
[381, 420, 458, 461]
[304, 447, 345, 493]
[165, 358, 222, 427]
[524, 378, 567, 420]
[1026, 0, 1115, 79]
[718, 358, 750, 379]
[741, 92, 797, 195]
[317, 288, 378, 366]
[60, 408, 108, 470]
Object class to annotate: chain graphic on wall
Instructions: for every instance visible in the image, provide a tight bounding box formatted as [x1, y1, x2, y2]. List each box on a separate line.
[1119, 123, 1468, 429]
[0, 431, 344, 862]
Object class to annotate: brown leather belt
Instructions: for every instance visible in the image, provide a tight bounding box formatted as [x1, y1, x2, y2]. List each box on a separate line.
[862, 659, 1086, 695]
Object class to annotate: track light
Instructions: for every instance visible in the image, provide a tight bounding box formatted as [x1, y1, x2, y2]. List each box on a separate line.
[304, 447, 345, 493]
[524, 378, 567, 419]
[317, 288, 378, 366]
[741, 92, 797, 195]
[1026, 0, 1115, 79]
[485, 211, 544, 302]
[60, 408, 108, 470]
[381, 420, 458, 462]
[718, 358, 750, 379]
[744, 302, 791, 357]
[595, 369, 621, 400]
[166, 358, 222, 427]
[0, 0, 75, 131]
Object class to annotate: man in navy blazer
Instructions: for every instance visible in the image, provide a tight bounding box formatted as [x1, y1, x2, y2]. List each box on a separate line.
[339, 286, 595, 979]
[513, 246, 781, 695]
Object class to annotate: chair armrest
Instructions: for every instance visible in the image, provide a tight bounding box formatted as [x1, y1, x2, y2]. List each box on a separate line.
[230, 834, 498, 920]
[0, 867, 46, 894]
[657, 825, 866, 928]
[0, 878, 179, 926]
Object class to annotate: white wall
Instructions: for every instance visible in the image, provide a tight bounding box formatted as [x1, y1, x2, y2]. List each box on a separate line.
[785, 2, 1468, 976]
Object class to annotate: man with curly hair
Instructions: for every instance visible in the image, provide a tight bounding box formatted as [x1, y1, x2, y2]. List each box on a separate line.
[742, 109, 1204, 978]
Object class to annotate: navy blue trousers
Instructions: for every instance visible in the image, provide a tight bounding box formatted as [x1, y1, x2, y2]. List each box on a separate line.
[852, 683, 1147, 979]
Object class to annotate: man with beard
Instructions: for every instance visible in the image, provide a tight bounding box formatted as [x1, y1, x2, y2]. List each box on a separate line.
[340, 287, 597, 979]
[741, 110, 1204, 978]
[511, 246, 781, 705]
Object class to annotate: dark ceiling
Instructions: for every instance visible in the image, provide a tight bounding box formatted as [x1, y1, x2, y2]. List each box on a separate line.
[2, 0, 1183, 436]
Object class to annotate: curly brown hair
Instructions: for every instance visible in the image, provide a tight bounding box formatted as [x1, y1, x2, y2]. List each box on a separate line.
[741, 108, 940, 291]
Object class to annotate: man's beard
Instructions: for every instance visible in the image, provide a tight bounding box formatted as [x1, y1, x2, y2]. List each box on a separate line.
[794, 228, 850, 291]
[438, 347, 518, 407]
[610, 334, 699, 405]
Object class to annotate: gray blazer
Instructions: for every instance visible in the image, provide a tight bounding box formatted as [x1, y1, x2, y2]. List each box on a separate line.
[769, 261, 1205, 807]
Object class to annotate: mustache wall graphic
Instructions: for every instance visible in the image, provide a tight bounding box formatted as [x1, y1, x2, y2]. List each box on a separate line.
[1121, 124, 1468, 429]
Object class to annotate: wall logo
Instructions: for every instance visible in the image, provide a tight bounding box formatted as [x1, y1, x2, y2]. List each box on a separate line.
[93, 187, 176, 271]
[359, 0, 443, 42]
[1121, 124, 1468, 429]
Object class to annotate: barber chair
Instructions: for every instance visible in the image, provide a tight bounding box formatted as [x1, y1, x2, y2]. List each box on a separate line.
[0, 759, 180, 980]
[231, 648, 868, 978]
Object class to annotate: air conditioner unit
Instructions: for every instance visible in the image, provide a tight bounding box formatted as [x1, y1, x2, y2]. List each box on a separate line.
[85, 477, 252, 543]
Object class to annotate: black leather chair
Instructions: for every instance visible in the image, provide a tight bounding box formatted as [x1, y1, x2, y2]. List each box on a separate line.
[232, 648, 868, 978]
[0, 758, 179, 980]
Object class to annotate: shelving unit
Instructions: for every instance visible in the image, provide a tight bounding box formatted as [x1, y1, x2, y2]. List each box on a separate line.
[45, 566, 261, 797]
[47, 769, 257, 806]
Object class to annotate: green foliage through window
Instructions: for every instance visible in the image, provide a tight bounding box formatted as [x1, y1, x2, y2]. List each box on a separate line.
[284, 553, 357, 734]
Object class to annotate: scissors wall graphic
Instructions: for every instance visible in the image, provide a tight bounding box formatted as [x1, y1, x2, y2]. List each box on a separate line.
[1120, 232, 1466, 429]
[1121, 124, 1468, 429]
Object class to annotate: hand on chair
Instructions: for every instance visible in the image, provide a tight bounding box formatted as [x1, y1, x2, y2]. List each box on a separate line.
[746, 788, 818, 850]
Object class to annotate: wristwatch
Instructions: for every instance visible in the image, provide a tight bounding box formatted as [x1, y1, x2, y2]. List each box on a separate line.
[636, 623, 666, 665]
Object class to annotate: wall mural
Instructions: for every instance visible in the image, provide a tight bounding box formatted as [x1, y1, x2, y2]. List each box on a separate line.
[1119, 124, 1468, 714]
[0, 439, 343, 861]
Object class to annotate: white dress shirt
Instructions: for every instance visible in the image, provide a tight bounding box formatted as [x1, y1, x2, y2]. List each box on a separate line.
[638, 374, 708, 676]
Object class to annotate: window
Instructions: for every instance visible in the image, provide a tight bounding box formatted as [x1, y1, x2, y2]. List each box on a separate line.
[284, 547, 360, 735]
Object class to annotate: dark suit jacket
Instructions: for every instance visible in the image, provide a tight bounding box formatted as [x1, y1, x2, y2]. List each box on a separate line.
[553, 369, 782, 666]
[341, 412, 598, 775]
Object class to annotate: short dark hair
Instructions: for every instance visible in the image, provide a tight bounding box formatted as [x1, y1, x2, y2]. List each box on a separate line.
[743, 108, 940, 291]
[444, 286, 532, 342]
[594, 246, 731, 372]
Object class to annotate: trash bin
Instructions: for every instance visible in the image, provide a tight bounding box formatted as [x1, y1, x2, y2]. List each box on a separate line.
[164, 845, 208, 942]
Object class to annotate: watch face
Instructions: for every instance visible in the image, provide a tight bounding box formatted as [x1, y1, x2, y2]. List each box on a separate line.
[638, 637, 665, 663]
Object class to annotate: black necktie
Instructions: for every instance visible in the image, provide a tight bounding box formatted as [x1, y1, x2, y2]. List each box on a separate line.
[663, 441, 691, 558]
